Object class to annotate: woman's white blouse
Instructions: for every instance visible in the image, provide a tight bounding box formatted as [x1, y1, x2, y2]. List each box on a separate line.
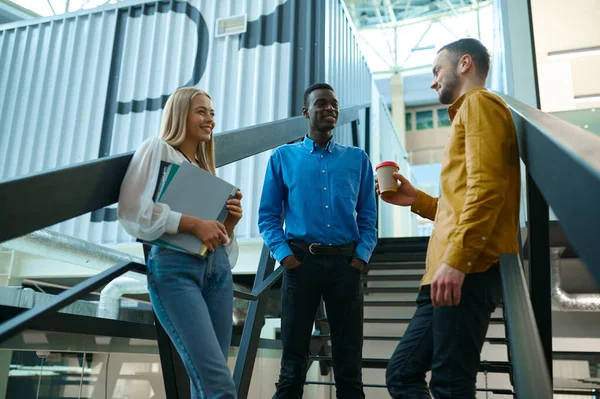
[117, 137, 239, 268]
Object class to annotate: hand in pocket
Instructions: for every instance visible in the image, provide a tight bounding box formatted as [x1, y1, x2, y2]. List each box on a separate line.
[282, 255, 301, 269]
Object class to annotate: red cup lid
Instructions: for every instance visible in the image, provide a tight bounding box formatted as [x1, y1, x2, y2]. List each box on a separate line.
[375, 161, 399, 171]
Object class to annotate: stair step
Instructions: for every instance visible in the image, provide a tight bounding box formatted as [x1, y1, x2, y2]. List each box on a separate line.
[375, 237, 430, 252]
[363, 274, 423, 281]
[309, 356, 511, 373]
[363, 300, 505, 310]
[304, 381, 514, 395]
[305, 381, 387, 389]
[370, 253, 427, 263]
[367, 262, 425, 271]
[318, 317, 505, 325]
[364, 300, 416, 307]
[364, 287, 420, 294]
[314, 335, 508, 345]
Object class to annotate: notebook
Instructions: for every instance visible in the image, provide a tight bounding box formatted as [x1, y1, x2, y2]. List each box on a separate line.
[146, 161, 238, 258]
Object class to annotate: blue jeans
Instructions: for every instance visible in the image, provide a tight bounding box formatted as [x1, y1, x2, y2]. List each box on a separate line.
[385, 265, 502, 399]
[147, 246, 236, 399]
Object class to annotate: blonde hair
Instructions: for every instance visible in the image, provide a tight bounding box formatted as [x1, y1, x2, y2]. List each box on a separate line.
[159, 87, 216, 175]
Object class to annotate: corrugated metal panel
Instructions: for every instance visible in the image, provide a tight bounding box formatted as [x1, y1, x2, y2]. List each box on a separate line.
[0, 8, 119, 241]
[1, 0, 392, 245]
[106, 0, 292, 244]
[324, 0, 372, 147]
[0, 0, 291, 244]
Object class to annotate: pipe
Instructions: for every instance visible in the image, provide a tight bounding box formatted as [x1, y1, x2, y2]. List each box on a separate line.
[551, 248, 600, 311]
[97, 276, 148, 319]
[0, 229, 146, 282]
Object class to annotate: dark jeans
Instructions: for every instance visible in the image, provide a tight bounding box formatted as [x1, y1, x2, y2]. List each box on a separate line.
[276, 249, 365, 399]
[386, 265, 502, 399]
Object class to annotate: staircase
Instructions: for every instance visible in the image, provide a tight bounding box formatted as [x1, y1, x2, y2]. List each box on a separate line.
[306, 237, 516, 398]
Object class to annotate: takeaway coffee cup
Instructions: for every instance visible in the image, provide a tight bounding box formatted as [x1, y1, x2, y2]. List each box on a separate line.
[376, 161, 400, 194]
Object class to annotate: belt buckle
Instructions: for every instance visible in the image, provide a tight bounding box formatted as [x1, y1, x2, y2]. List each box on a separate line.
[308, 243, 322, 255]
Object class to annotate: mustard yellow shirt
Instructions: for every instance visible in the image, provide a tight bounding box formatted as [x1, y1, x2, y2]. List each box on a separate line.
[412, 87, 521, 286]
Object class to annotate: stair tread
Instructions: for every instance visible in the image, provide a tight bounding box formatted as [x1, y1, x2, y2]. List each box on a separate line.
[363, 300, 417, 306]
[363, 274, 423, 281]
[367, 262, 425, 270]
[364, 287, 420, 293]
[304, 381, 514, 394]
[309, 356, 511, 372]
[318, 317, 505, 324]
[314, 335, 507, 344]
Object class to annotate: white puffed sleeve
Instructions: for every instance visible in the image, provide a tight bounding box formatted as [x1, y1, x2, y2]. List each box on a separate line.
[117, 137, 182, 241]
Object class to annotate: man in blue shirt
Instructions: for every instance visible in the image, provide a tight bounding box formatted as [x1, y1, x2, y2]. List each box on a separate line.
[258, 83, 377, 398]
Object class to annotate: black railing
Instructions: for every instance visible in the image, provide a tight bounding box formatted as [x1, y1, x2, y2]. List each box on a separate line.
[0, 104, 369, 399]
[502, 95, 600, 397]
[499, 254, 552, 398]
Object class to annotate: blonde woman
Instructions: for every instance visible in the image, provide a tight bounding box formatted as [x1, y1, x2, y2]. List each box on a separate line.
[118, 87, 242, 399]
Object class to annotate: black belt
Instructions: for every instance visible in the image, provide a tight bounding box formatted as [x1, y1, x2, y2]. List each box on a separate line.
[289, 240, 356, 257]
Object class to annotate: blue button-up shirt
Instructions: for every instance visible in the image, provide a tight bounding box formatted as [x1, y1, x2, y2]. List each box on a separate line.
[258, 136, 377, 263]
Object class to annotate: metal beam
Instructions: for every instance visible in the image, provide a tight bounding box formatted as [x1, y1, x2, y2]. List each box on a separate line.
[233, 244, 276, 397]
[371, 0, 396, 70]
[526, 176, 553, 378]
[0, 261, 146, 344]
[399, 22, 432, 69]
[358, 1, 491, 31]
[384, 0, 397, 23]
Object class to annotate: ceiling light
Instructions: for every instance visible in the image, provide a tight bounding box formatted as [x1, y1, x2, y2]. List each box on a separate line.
[574, 94, 600, 103]
[548, 46, 600, 60]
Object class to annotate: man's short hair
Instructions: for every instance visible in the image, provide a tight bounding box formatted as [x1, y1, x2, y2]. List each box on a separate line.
[304, 83, 335, 108]
[439, 38, 490, 79]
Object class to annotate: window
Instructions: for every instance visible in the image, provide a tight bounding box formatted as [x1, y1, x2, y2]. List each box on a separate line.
[416, 110, 434, 130]
[405, 112, 412, 131]
[437, 108, 451, 127]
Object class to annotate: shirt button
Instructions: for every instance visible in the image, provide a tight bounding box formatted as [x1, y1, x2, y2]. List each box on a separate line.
[467, 262, 472, 266]
[325, 205, 329, 208]
[320, 155, 324, 158]
[327, 224, 331, 228]
[482, 236, 486, 241]
[322, 170, 325, 173]
[324, 187, 327, 191]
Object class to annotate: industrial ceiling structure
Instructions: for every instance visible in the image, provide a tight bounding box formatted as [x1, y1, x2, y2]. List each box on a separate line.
[343, 0, 492, 77]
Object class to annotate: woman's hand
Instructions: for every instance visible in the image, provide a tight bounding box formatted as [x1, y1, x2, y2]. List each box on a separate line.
[224, 191, 243, 236]
[179, 215, 228, 252]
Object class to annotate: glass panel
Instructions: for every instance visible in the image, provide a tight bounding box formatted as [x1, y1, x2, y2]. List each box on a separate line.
[405, 112, 412, 131]
[5, 350, 84, 399]
[83, 353, 166, 399]
[416, 110, 434, 130]
[437, 108, 451, 127]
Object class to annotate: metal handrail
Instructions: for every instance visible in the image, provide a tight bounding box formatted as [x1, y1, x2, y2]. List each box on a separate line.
[500, 254, 553, 399]
[502, 95, 600, 281]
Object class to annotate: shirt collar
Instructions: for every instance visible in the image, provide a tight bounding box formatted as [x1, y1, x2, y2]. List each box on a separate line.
[303, 135, 336, 153]
[448, 86, 487, 121]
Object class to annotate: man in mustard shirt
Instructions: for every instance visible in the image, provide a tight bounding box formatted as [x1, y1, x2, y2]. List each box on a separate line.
[381, 38, 521, 398]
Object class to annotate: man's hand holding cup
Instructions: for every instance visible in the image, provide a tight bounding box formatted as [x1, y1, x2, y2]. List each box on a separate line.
[375, 161, 418, 207]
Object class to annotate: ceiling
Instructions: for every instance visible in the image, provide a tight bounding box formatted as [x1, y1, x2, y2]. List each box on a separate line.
[344, 0, 479, 29]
